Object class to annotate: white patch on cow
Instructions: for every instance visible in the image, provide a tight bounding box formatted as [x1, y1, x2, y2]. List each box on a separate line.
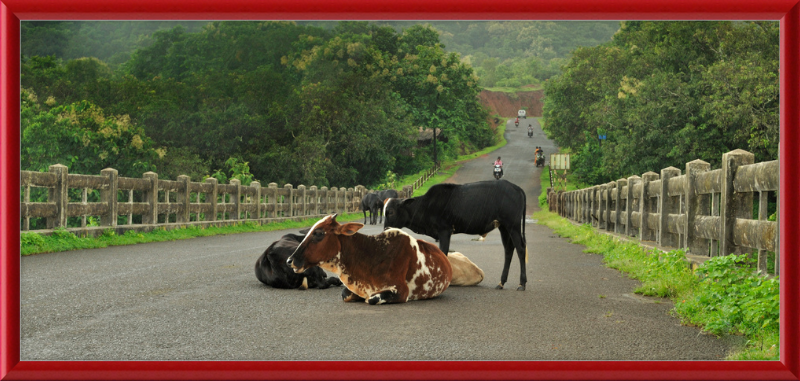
[404, 234, 438, 301]
[383, 198, 393, 218]
[297, 214, 334, 248]
[299, 277, 308, 290]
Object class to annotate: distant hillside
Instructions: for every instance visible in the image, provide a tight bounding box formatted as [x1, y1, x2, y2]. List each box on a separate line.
[479, 89, 544, 118]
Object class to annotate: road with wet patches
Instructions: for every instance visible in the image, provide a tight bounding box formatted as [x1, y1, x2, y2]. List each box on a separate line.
[20, 117, 741, 360]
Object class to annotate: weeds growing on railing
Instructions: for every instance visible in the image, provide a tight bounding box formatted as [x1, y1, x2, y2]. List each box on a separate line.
[532, 210, 779, 360]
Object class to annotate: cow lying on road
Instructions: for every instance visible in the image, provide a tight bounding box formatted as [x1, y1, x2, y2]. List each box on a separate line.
[383, 180, 529, 291]
[287, 214, 452, 305]
[255, 232, 343, 290]
[447, 252, 484, 286]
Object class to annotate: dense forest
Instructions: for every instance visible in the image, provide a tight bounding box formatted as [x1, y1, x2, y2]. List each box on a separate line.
[543, 21, 779, 185]
[21, 21, 492, 189]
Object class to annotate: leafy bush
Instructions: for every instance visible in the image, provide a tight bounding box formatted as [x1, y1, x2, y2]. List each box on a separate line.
[674, 254, 779, 338]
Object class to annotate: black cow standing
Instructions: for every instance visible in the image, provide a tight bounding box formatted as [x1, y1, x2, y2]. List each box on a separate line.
[383, 180, 528, 291]
[255, 232, 343, 289]
[360, 193, 381, 225]
[372, 189, 399, 224]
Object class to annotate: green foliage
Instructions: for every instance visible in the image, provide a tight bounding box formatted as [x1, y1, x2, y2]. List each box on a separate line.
[21, 21, 493, 189]
[543, 21, 779, 185]
[20, 88, 159, 177]
[674, 254, 779, 338]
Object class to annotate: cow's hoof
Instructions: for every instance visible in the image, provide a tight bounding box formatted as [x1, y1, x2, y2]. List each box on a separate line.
[368, 295, 385, 305]
[298, 277, 308, 290]
[516, 285, 526, 291]
[495, 283, 504, 290]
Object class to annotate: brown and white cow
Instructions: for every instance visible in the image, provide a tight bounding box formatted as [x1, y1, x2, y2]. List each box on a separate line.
[286, 214, 452, 305]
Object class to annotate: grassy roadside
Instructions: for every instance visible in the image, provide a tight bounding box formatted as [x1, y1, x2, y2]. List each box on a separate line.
[21, 212, 364, 256]
[534, 166, 779, 360]
[22, 122, 510, 255]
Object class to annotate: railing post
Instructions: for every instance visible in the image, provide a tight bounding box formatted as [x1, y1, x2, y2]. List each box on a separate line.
[320, 186, 329, 215]
[685, 160, 711, 256]
[347, 188, 354, 213]
[284, 184, 294, 218]
[251, 181, 261, 220]
[268, 183, 278, 218]
[605, 182, 614, 232]
[205, 177, 218, 221]
[614, 179, 627, 234]
[230, 179, 241, 220]
[626, 175, 640, 237]
[719, 149, 755, 256]
[47, 164, 68, 229]
[100, 168, 119, 227]
[639, 172, 659, 242]
[298, 185, 307, 217]
[309, 186, 318, 216]
[143, 172, 158, 225]
[658, 167, 681, 248]
[177, 175, 190, 224]
[597, 185, 606, 229]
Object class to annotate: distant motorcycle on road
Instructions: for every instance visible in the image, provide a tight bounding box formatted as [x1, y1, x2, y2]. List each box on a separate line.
[535, 152, 545, 167]
[493, 164, 503, 180]
[528, 127, 533, 138]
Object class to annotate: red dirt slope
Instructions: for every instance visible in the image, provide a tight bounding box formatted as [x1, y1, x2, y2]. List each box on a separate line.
[479, 89, 544, 118]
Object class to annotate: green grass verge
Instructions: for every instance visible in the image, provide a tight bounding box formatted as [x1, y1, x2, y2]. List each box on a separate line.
[532, 210, 779, 360]
[20, 212, 364, 256]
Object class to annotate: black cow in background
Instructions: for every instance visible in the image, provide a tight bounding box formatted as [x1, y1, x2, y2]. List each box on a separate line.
[360, 193, 381, 225]
[383, 180, 529, 291]
[372, 189, 399, 224]
[255, 232, 343, 289]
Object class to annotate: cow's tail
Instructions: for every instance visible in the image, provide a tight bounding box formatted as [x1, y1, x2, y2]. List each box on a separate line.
[521, 187, 528, 264]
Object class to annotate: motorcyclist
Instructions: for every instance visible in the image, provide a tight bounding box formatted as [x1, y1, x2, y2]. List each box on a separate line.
[493, 156, 504, 177]
[528, 124, 533, 136]
[514, 117, 519, 127]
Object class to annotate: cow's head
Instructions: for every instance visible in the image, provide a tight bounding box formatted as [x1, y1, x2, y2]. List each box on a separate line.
[383, 198, 414, 230]
[286, 214, 364, 273]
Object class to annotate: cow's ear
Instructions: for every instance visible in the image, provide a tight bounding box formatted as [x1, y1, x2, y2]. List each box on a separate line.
[337, 223, 364, 236]
[400, 198, 415, 207]
[298, 228, 310, 234]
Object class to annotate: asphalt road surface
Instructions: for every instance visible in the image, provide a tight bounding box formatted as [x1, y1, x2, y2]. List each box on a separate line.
[20, 118, 741, 360]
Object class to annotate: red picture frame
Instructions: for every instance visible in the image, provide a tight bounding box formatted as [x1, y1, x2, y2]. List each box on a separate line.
[1, 1, 798, 379]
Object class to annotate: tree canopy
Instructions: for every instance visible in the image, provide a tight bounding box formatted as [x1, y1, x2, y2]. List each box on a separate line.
[542, 21, 779, 184]
[21, 21, 492, 188]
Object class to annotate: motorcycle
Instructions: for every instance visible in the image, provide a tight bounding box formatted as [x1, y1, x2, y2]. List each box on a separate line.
[528, 128, 533, 138]
[535, 152, 545, 167]
[493, 164, 503, 180]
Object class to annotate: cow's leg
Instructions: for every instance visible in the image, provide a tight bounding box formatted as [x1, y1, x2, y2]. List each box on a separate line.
[510, 227, 528, 291]
[437, 230, 453, 255]
[496, 227, 515, 290]
[367, 290, 402, 305]
[363, 210, 368, 225]
[368, 285, 409, 305]
[342, 288, 365, 303]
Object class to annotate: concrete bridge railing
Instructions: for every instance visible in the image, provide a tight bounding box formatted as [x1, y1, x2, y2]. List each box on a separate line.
[20, 164, 421, 238]
[547, 149, 779, 275]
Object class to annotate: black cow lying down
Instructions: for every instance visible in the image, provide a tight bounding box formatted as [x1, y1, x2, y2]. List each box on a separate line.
[255, 232, 343, 289]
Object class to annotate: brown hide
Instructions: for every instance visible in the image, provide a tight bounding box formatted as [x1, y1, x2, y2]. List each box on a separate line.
[329, 229, 452, 303]
[447, 252, 485, 286]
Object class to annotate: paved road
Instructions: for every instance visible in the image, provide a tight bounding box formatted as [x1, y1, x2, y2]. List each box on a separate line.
[20, 118, 740, 360]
